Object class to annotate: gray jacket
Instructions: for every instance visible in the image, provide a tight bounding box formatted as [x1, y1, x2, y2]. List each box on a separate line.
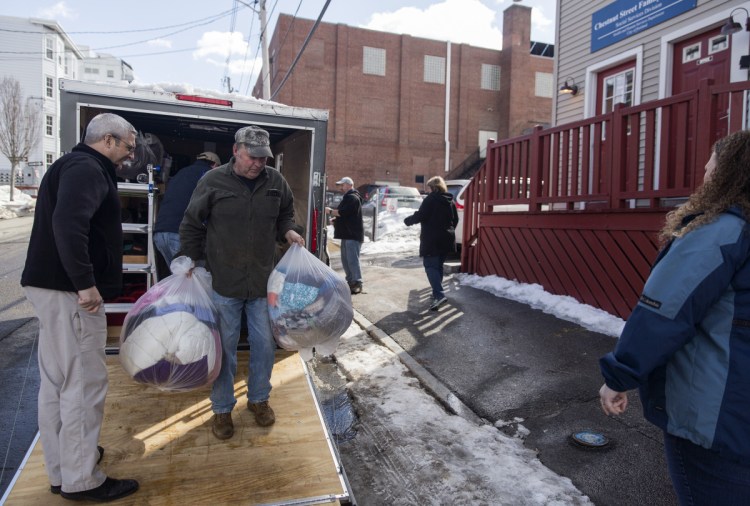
[179, 159, 297, 298]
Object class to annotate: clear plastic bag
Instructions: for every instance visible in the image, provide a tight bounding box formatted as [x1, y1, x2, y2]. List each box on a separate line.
[268, 244, 352, 360]
[119, 256, 221, 391]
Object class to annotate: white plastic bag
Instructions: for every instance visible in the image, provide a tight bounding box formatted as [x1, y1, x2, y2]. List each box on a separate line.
[119, 256, 221, 391]
[268, 244, 352, 360]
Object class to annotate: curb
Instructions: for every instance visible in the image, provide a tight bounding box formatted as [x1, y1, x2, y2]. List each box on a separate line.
[351, 309, 486, 426]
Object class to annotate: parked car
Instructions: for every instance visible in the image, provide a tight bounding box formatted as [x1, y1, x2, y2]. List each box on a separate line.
[363, 186, 423, 213]
[446, 179, 471, 248]
[356, 183, 384, 201]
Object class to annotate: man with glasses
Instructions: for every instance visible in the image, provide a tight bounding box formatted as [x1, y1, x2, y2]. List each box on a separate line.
[21, 113, 140, 502]
[180, 125, 304, 440]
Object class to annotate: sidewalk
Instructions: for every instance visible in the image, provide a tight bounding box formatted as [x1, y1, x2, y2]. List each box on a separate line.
[331, 248, 678, 506]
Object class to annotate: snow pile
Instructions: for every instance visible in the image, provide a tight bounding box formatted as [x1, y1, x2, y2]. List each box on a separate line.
[0, 186, 35, 220]
[334, 324, 592, 504]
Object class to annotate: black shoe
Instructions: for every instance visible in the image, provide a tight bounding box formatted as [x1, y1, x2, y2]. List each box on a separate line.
[60, 477, 139, 502]
[51, 446, 104, 494]
[429, 296, 448, 311]
[350, 281, 362, 294]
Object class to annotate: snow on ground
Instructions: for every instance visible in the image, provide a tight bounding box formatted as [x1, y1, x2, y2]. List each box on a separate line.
[0, 186, 35, 220]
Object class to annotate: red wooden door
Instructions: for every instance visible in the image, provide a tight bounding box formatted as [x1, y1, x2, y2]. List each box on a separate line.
[672, 27, 731, 141]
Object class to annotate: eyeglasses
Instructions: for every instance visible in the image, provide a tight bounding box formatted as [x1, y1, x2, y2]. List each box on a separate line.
[110, 134, 135, 153]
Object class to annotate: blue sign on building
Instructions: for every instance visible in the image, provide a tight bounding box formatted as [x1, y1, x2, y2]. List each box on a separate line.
[591, 0, 697, 52]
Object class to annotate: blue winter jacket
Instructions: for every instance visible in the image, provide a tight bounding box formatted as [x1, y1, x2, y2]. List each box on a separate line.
[600, 208, 750, 462]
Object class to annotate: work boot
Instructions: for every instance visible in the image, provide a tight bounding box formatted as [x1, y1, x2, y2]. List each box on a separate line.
[211, 412, 234, 440]
[59, 477, 139, 502]
[248, 401, 276, 427]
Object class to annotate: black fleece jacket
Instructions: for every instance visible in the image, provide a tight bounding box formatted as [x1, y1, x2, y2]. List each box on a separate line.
[21, 143, 123, 298]
[404, 191, 458, 257]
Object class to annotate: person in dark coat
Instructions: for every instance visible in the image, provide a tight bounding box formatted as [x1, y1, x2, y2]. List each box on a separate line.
[21, 113, 140, 502]
[153, 152, 220, 268]
[404, 176, 458, 310]
[326, 176, 364, 294]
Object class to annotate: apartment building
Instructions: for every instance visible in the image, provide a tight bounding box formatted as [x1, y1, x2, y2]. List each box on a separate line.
[0, 16, 83, 185]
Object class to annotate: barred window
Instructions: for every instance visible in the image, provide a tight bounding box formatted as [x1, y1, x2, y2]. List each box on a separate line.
[481, 64, 500, 90]
[424, 55, 445, 84]
[535, 72, 553, 98]
[363, 46, 386, 76]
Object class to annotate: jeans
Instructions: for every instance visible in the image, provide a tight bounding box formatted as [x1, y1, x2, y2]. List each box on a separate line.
[340, 239, 362, 285]
[423, 254, 447, 299]
[153, 231, 181, 268]
[664, 432, 750, 505]
[210, 293, 276, 413]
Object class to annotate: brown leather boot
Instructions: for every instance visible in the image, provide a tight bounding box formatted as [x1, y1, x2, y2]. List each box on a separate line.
[212, 412, 234, 439]
[248, 401, 276, 427]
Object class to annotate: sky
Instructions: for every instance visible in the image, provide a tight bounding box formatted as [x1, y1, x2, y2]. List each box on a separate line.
[2, 0, 557, 94]
[0, 194, 622, 502]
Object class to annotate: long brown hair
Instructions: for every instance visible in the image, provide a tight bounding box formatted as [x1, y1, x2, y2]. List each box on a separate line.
[660, 130, 750, 243]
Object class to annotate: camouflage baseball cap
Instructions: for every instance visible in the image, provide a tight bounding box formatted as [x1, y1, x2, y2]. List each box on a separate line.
[235, 125, 273, 158]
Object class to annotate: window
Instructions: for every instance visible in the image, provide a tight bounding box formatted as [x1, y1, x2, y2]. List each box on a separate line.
[709, 35, 729, 55]
[46, 153, 54, 169]
[535, 72, 553, 98]
[45, 115, 54, 136]
[602, 68, 634, 114]
[107, 70, 114, 78]
[45, 38, 54, 60]
[84, 67, 100, 74]
[363, 46, 386, 76]
[481, 64, 501, 90]
[424, 55, 445, 84]
[45, 76, 54, 98]
[683, 43, 700, 63]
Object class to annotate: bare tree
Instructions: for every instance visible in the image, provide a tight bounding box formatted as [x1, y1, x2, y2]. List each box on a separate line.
[0, 77, 41, 201]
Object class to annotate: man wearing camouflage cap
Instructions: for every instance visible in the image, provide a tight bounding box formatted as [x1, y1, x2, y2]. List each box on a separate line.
[180, 125, 304, 440]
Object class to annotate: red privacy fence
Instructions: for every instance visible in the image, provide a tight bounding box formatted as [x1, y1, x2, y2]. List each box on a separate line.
[461, 79, 750, 319]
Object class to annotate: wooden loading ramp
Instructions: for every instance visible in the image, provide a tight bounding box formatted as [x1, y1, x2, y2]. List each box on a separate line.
[1, 351, 353, 505]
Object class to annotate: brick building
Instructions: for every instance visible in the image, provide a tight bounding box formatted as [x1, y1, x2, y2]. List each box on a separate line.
[258, 4, 553, 191]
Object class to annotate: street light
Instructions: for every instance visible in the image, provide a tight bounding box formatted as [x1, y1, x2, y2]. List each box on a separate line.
[559, 76, 578, 96]
[721, 7, 750, 35]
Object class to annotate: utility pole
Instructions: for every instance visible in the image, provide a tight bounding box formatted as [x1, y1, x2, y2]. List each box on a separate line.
[259, 0, 271, 100]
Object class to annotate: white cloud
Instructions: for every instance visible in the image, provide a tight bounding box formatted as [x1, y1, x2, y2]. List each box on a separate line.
[147, 38, 173, 49]
[38, 1, 76, 20]
[193, 31, 248, 59]
[363, 0, 502, 50]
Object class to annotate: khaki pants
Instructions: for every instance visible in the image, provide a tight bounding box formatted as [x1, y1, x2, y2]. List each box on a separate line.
[24, 287, 108, 493]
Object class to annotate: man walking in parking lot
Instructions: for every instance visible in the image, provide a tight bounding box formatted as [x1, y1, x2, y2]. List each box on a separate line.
[326, 177, 364, 294]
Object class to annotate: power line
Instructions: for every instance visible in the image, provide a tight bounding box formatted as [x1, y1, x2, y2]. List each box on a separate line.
[254, 0, 305, 95]
[270, 0, 331, 100]
[0, 9, 237, 35]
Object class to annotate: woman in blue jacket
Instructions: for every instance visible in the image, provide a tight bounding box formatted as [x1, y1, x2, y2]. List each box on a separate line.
[599, 130, 750, 504]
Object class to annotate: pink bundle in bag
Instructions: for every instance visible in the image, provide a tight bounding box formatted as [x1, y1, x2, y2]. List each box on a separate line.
[119, 256, 221, 391]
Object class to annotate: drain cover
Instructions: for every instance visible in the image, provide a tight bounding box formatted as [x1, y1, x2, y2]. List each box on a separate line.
[570, 430, 609, 448]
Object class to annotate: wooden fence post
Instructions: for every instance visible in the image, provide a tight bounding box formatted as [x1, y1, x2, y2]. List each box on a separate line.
[529, 125, 544, 211]
[694, 78, 714, 190]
